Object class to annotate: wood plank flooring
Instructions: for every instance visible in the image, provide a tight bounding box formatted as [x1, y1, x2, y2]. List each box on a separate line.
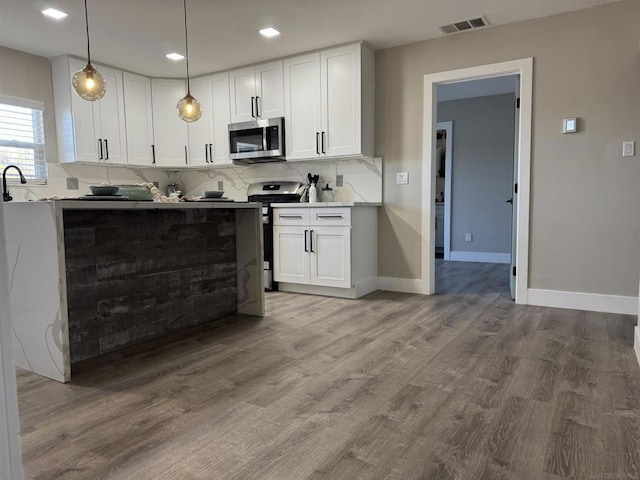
[16, 260, 640, 479]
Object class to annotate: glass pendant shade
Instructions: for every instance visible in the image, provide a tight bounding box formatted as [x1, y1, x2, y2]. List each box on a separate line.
[72, 63, 106, 101]
[177, 92, 202, 122]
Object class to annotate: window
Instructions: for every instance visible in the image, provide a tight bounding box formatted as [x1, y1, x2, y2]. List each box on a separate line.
[0, 95, 47, 184]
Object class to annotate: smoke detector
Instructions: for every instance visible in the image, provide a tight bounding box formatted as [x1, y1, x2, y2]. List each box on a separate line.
[440, 16, 490, 35]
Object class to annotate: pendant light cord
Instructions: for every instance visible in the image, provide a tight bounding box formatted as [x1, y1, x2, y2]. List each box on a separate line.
[84, 0, 92, 64]
[183, 0, 191, 93]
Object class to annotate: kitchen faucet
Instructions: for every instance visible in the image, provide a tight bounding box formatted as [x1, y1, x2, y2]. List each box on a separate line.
[2, 165, 27, 202]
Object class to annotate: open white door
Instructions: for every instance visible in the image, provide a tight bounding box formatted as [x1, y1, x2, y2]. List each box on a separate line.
[509, 78, 520, 300]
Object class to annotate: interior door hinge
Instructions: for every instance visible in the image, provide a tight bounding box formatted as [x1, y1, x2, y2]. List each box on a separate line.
[516, 97, 520, 108]
[512, 266, 516, 276]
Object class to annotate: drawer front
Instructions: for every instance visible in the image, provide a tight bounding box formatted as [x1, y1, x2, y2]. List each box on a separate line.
[273, 208, 310, 226]
[309, 207, 351, 226]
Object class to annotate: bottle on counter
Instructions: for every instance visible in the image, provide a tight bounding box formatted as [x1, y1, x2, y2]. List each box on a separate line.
[308, 183, 317, 203]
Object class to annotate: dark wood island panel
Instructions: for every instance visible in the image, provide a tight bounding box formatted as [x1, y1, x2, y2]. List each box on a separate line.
[63, 208, 239, 363]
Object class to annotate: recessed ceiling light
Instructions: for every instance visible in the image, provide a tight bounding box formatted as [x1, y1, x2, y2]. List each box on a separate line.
[259, 27, 280, 38]
[166, 53, 185, 61]
[42, 8, 68, 20]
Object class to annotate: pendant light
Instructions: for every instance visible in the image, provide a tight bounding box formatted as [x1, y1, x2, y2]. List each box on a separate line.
[177, 0, 202, 122]
[72, 0, 106, 101]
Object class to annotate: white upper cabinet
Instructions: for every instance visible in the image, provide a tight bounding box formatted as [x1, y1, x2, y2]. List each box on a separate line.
[123, 72, 154, 166]
[150, 79, 190, 167]
[283, 43, 374, 161]
[283, 53, 322, 160]
[188, 72, 232, 167]
[52, 56, 127, 165]
[229, 60, 284, 123]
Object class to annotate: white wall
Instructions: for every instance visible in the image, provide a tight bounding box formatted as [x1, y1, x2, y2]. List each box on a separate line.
[437, 93, 515, 257]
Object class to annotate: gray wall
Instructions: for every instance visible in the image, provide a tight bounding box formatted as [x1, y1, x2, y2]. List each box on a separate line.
[376, 0, 640, 297]
[438, 94, 515, 253]
[438, 94, 515, 254]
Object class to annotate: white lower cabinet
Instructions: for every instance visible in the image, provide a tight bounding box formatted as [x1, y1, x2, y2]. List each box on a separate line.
[273, 206, 377, 298]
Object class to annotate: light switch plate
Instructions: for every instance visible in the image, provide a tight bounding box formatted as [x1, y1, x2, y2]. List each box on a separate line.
[397, 172, 409, 185]
[218, 181, 224, 190]
[622, 141, 635, 157]
[465, 233, 473, 242]
[335, 175, 343, 187]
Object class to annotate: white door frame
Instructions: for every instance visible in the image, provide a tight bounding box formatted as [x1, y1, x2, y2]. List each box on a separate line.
[436, 121, 453, 260]
[422, 58, 533, 304]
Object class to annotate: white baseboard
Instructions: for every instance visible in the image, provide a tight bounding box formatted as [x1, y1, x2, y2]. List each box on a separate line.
[377, 276, 428, 294]
[528, 288, 638, 315]
[634, 327, 640, 368]
[449, 251, 511, 264]
[278, 277, 378, 299]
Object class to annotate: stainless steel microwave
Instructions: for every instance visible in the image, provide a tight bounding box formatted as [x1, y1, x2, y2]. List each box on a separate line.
[229, 117, 285, 164]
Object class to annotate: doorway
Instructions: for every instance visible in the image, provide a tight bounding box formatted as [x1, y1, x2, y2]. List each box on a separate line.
[421, 58, 533, 304]
[434, 76, 518, 297]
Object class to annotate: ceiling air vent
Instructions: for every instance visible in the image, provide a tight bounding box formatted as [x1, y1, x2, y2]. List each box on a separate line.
[440, 16, 490, 35]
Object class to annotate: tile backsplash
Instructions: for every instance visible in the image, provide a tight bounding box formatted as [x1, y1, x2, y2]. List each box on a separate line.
[6, 157, 382, 203]
[176, 157, 383, 202]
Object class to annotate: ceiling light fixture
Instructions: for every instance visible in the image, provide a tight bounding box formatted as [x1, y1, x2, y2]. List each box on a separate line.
[42, 8, 68, 19]
[166, 52, 185, 61]
[176, 0, 201, 122]
[259, 27, 280, 38]
[71, 0, 106, 101]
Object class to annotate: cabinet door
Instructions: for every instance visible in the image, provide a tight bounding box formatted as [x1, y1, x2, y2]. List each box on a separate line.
[283, 53, 322, 160]
[123, 72, 154, 166]
[321, 44, 361, 158]
[229, 66, 256, 123]
[255, 60, 284, 119]
[66, 58, 100, 163]
[310, 226, 351, 288]
[273, 226, 310, 285]
[210, 72, 232, 164]
[188, 76, 215, 167]
[151, 79, 190, 167]
[94, 65, 127, 165]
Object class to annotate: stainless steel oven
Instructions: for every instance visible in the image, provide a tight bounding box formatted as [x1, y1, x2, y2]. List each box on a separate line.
[247, 181, 305, 290]
[229, 117, 285, 164]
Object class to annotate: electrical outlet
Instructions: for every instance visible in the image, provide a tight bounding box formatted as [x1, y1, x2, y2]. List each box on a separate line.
[622, 141, 635, 157]
[218, 181, 224, 190]
[465, 233, 473, 242]
[66, 177, 79, 190]
[397, 172, 409, 185]
[153, 181, 159, 188]
[335, 175, 343, 187]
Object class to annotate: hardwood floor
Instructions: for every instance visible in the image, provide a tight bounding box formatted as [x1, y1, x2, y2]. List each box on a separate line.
[16, 261, 640, 479]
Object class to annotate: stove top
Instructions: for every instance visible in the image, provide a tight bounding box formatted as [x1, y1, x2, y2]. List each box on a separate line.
[247, 181, 305, 205]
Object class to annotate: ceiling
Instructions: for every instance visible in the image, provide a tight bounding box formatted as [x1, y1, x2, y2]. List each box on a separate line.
[0, 0, 621, 78]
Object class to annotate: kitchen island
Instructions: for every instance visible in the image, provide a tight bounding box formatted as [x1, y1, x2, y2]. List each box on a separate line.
[2, 201, 263, 382]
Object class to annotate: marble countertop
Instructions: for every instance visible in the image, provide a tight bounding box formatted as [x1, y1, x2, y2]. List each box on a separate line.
[10, 200, 261, 210]
[270, 202, 381, 208]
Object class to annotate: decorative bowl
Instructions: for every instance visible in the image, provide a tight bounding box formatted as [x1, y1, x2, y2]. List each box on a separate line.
[202, 190, 224, 198]
[114, 185, 155, 201]
[90, 185, 120, 196]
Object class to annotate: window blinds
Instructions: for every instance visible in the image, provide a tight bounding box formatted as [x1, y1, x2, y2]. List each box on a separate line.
[0, 96, 47, 184]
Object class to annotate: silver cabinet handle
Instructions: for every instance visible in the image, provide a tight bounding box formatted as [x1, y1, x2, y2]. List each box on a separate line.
[279, 214, 303, 218]
[316, 214, 344, 219]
